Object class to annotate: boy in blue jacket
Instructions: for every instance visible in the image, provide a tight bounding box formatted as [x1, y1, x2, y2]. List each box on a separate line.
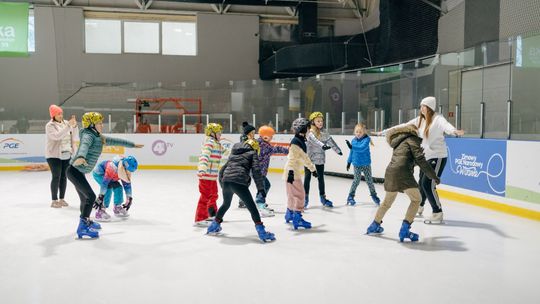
[346, 123, 380, 206]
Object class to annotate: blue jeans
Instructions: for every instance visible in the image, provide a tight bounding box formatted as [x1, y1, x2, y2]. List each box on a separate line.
[255, 177, 271, 205]
[92, 172, 123, 208]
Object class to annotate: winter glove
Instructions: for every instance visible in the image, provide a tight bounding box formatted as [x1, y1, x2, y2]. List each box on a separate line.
[322, 145, 331, 151]
[312, 171, 318, 178]
[434, 177, 441, 185]
[345, 140, 352, 149]
[287, 170, 295, 184]
[338, 151, 343, 156]
[123, 197, 133, 211]
[346, 162, 351, 171]
[108, 181, 121, 189]
[73, 157, 87, 167]
[93, 194, 105, 210]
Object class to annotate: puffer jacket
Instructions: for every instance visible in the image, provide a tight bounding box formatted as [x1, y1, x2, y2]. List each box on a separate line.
[219, 142, 265, 192]
[70, 128, 135, 174]
[306, 129, 342, 165]
[383, 124, 439, 192]
[347, 135, 371, 167]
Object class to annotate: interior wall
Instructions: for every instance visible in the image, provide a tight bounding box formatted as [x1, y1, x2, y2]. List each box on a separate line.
[0, 6, 260, 119]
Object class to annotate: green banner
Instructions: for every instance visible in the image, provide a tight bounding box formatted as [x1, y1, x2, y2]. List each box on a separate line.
[0, 2, 29, 57]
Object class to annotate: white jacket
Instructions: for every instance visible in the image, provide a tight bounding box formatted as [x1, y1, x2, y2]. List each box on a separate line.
[384, 114, 457, 160]
[45, 120, 78, 159]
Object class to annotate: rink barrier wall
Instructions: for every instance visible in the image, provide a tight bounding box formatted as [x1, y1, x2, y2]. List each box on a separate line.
[1, 134, 538, 221]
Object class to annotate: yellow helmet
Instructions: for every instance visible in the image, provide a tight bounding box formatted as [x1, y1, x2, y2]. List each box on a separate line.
[205, 123, 223, 136]
[309, 111, 324, 122]
[82, 112, 103, 128]
[245, 138, 260, 155]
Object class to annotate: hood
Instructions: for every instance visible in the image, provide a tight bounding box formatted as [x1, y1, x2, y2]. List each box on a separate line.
[231, 142, 254, 155]
[386, 124, 418, 148]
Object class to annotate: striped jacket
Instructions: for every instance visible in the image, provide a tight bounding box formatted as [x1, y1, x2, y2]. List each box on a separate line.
[198, 136, 223, 181]
[70, 128, 135, 174]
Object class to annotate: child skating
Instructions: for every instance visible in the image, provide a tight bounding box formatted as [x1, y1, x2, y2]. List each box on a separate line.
[92, 155, 138, 221]
[206, 136, 275, 243]
[284, 118, 318, 230]
[237, 121, 256, 209]
[305, 112, 342, 208]
[255, 125, 289, 217]
[345, 123, 380, 206]
[195, 123, 223, 226]
[67, 112, 143, 239]
[365, 124, 440, 242]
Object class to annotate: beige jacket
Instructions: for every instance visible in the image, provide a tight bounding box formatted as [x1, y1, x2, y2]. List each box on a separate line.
[45, 120, 78, 159]
[283, 144, 316, 180]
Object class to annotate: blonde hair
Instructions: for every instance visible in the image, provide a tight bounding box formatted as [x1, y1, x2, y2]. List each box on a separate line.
[354, 123, 374, 146]
[417, 106, 435, 138]
[310, 124, 321, 138]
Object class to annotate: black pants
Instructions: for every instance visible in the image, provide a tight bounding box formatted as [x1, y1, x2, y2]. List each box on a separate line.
[217, 182, 262, 224]
[304, 164, 326, 196]
[46, 158, 70, 200]
[419, 157, 447, 213]
[66, 165, 96, 219]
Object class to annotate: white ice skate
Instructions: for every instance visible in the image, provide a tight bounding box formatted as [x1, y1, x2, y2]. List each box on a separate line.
[194, 219, 212, 227]
[95, 209, 111, 222]
[424, 212, 444, 224]
[113, 205, 130, 218]
[416, 206, 424, 217]
[258, 205, 275, 218]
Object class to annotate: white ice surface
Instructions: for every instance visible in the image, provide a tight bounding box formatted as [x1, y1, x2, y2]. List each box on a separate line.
[0, 171, 539, 304]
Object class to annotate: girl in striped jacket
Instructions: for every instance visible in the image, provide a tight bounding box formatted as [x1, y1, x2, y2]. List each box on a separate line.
[194, 123, 223, 226]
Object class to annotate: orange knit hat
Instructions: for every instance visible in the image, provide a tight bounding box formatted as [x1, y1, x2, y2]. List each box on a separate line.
[258, 125, 275, 137]
[49, 105, 63, 118]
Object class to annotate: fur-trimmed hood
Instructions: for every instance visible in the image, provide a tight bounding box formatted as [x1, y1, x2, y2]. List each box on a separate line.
[386, 124, 419, 148]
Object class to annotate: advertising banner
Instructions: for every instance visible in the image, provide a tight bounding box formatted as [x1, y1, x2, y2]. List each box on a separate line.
[442, 138, 506, 196]
[0, 2, 29, 57]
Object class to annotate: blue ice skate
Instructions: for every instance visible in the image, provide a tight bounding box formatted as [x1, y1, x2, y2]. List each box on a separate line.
[320, 195, 333, 208]
[255, 224, 276, 243]
[399, 220, 419, 242]
[366, 220, 384, 235]
[206, 220, 222, 235]
[284, 208, 293, 224]
[346, 194, 357, 206]
[292, 211, 312, 230]
[371, 194, 381, 206]
[77, 218, 99, 239]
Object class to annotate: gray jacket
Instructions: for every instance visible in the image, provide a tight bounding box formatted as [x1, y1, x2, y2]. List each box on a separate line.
[306, 130, 342, 165]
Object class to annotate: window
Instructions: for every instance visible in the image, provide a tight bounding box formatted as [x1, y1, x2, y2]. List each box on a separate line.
[162, 22, 197, 55]
[85, 19, 121, 54]
[124, 21, 159, 54]
[28, 10, 34, 52]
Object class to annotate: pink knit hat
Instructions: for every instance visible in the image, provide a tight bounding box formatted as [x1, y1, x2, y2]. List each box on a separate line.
[49, 105, 63, 118]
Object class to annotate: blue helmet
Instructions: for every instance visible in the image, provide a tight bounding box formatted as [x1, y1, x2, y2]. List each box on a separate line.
[122, 155, 138, 172]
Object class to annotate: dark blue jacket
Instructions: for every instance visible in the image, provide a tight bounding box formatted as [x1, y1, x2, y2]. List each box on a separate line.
[347, 135, 372, 166]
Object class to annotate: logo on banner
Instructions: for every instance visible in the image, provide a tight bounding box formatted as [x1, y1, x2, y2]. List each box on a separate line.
[0, 137, 25, 154]
[152, 140, 173, 156]
[443, 138, 506, 196]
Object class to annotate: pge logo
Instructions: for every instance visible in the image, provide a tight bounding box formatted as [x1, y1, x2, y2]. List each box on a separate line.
[152, 140, 173, 156]
[1, 138, 23, 150]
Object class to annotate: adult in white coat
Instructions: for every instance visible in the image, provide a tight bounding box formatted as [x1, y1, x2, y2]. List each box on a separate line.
[377, 97, 464, 223]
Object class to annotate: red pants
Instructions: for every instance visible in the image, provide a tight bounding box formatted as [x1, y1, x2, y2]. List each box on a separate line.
[195, 179, 219, 222]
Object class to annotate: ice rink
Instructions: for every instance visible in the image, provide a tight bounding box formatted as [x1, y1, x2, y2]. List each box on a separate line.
[1, 170, 539, 304]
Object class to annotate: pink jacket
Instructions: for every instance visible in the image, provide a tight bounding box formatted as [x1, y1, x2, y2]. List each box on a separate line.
[45, 120, 78, 159]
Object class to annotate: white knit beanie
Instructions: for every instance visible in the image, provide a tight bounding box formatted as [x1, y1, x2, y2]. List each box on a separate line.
[420, 96, 436, 111]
